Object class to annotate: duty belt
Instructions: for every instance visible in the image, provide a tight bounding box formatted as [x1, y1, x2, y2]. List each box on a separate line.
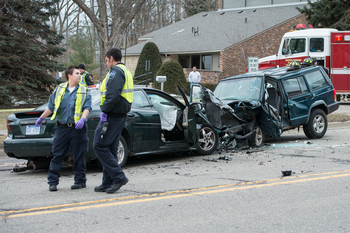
[57, 122, 74, 127]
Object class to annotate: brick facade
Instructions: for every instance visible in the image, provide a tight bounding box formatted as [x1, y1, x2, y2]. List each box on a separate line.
[221, 14, 307, 80]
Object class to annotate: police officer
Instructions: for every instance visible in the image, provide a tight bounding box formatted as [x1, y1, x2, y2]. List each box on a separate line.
[35, 65, 92, 191]
[93, 48, 133, 194]
[78, 64, 94, 86]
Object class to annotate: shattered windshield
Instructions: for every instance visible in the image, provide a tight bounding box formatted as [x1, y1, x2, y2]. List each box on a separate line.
[214, 77, 262, 101]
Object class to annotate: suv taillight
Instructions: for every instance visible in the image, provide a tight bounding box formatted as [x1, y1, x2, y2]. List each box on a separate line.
[6, 117, 12, 132]
[333, 89, 337, 101]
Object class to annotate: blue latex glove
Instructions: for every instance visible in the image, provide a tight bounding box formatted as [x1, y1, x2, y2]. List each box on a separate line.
[75, 117, 86, 129]
[35, 117, 44, 127]
[100, 112, 107, 122]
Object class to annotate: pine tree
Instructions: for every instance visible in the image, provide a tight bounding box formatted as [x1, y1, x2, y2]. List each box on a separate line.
[134, 42, 162, 85]
[0, 0, 65, 106]
[297, 0, 350, 30]
[155, 61, 187, 94]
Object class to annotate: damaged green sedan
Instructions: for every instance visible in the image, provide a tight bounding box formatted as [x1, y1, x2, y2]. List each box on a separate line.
[4, 87, 219, 171]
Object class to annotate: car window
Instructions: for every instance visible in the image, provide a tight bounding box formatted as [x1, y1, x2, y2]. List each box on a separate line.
[147, 94, 178, 107]
[283, 76, 309, 97]
[214, 77, 262, 101]
[304, 70, 328, 90]
[132, 91, 151, 108]
[310, 38, 324, 52]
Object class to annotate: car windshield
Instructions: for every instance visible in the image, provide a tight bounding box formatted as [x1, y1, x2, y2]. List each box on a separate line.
[214, 77, 262, 101]
[34, 88, 101, 111]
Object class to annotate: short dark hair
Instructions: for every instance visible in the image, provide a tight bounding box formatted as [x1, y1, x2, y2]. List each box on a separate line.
[65, 65, 79, 80]
[105, 48, 122, 62]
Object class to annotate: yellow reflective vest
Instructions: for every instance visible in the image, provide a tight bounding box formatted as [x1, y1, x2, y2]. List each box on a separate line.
[100, 64, 133, 106]
[80, 71, 88, 87]
[51, 82, 87, 123]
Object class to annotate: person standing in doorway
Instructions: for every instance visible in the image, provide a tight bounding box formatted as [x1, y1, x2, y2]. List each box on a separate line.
[93, 48, 133, 194]
[35, 65, 92, 191]
[78, 64, 94, 86]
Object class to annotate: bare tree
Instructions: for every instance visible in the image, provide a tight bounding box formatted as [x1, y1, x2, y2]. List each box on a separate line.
[72, 0, 147, 79]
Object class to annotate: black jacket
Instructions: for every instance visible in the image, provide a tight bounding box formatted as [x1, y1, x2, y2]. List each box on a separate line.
[84, 72, 94, 86]
[100, 63, 131, 118]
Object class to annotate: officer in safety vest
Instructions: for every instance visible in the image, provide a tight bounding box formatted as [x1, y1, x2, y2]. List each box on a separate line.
[78, 64, 94, 86]
[35, 65, 92, 192]
[93, 48, 133, 194]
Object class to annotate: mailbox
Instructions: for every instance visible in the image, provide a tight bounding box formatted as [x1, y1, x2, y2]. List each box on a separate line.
[156, 76, 167, 82]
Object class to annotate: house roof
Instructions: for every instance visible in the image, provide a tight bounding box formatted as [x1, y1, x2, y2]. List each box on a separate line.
[125, 3, 308, 56]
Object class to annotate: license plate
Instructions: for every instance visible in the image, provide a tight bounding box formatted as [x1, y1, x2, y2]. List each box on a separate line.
[26, 125, 40, 135]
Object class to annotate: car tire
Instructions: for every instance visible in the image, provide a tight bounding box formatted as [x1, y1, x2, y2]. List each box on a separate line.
[253, 125, 265, 147]
[303, 109, 327, 139]
[196, 124, 219, 155]
[95, 135, 129, 169]
[117, 135, 129, 167]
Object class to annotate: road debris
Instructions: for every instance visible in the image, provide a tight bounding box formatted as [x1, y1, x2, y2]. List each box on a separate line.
[281, 169, 292, 176]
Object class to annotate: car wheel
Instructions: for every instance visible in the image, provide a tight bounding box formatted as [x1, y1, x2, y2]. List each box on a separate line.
[303, 109, 327, 139]
[196, 124, 219, 155]
[253, 125, 265, 147]
[95, 135, 129, 169]
[117, 135, 129, 167]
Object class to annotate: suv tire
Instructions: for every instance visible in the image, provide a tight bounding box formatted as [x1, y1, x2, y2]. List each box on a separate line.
[253, 125, 265, 147]
[303, 109, 327, 139]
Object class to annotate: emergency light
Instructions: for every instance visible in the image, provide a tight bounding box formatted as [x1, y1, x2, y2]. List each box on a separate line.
[335, 35, 342, 41]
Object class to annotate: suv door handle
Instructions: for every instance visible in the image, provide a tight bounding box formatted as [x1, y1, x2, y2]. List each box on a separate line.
[127, 113, 135, 117]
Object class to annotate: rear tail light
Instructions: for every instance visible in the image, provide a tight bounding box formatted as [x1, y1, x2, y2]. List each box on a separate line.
[333, 89, 337, 101]
[6, 116, 12, 133]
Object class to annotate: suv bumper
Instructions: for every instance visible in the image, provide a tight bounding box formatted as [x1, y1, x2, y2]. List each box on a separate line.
[327, 102, 340, 114]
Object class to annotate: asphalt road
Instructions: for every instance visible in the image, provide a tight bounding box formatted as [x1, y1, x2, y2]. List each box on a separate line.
[1, 104, 350, 232]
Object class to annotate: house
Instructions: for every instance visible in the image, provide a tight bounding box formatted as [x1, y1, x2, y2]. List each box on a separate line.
[124, 2, 309, 84]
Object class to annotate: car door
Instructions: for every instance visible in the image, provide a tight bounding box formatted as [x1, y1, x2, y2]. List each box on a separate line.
[127, 90, 161, 152]
[282, 75, 313, 126]
[260, 79, 284, 140]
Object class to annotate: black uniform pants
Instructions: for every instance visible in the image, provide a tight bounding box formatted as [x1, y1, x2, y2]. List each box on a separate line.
[93, 117, 127, 188]
[47, 124, 88, 185]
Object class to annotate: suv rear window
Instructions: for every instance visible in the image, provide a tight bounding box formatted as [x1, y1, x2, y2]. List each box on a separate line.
[283, 76, 309, 97]
[304, 70, 328, 90]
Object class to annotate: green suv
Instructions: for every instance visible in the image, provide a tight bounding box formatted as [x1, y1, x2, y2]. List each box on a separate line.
[198, 65, 339, 146]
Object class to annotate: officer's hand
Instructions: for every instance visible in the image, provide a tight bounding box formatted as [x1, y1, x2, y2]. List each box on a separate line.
[35, 117, 44, 127]
[100, 112, 107, 122]
[75, 117, 86, 129]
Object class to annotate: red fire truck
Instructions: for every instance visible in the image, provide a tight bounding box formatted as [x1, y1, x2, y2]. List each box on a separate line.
[259, 28, 350, 99]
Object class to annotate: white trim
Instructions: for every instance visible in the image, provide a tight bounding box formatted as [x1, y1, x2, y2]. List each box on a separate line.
[331, 69, 350, 75]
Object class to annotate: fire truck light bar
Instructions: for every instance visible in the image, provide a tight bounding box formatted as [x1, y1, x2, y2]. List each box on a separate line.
[335, 35, 342, 41]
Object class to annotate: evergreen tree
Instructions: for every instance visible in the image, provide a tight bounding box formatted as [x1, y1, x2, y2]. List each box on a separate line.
[66, 31, 99, 77]
[182, 0, 218, 18]
[0, 0, 65, 105]
[297, 0, 350, 30]
[155, 61, 187, 94]
[134, 42, 162, 85]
